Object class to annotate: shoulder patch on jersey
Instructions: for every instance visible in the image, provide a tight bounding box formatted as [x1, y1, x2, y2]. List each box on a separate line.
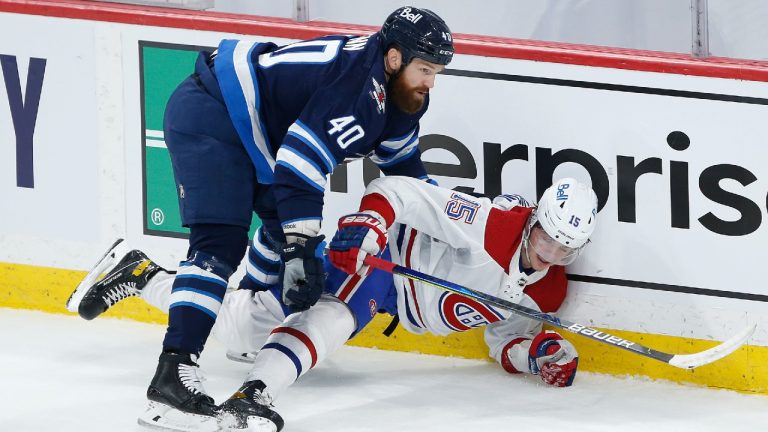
[369, 77, 386, 114]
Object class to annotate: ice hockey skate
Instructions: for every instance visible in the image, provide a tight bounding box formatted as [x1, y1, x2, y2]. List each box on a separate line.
[218, 380, 284, 432]
[139, 351, 220, 432]
[66, 238, 169, 320]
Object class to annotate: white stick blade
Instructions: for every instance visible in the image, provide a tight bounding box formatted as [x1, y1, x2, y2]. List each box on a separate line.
[668, 323, 756, 369]
[65, 239, 127, 312]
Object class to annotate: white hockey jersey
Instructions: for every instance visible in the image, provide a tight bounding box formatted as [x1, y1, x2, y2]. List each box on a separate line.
[359, 176, 569, 373]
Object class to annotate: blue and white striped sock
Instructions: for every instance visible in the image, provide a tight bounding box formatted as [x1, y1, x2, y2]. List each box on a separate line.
[163, 251, 232, 355]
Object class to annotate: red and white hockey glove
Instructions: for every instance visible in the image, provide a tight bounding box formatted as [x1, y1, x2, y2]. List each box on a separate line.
[528, 331, 579, 387]
[329, 211, 388, 276]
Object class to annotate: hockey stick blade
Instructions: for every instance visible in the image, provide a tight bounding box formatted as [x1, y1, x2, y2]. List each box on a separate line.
[667, 323, 756, 369]
[65, 238, 126, 312]
[363, 255, 755, 369]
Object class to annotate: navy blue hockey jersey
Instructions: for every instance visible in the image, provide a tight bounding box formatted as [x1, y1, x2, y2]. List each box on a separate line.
[213, 33, 432, 229]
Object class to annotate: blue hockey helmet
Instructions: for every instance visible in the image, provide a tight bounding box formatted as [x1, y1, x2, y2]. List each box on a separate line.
[379, 6, 454, 66]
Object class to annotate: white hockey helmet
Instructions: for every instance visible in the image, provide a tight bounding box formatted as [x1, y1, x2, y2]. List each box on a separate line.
[525, 178, 598, 265]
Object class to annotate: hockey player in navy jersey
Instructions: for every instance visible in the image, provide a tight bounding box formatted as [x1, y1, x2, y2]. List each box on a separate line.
[68, 6, 452, 431]
[68, 176, 597, 431]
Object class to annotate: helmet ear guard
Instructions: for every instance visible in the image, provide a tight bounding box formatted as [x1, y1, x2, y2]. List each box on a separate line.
[379, 6, 454, 66]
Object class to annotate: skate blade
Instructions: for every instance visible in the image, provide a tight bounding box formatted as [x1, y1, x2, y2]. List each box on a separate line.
[138, 400, 219, 432]
[225, 350, 257, 364]
[65, 239, 127, 312]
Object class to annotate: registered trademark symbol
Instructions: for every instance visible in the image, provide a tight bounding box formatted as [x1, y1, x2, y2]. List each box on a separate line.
[151, 208, 165, 225]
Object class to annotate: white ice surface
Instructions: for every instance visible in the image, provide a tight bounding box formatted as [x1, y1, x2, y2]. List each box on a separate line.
[1, 308, 767, 431]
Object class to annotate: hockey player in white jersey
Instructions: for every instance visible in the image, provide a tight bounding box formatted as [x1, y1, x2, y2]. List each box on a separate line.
[327, 175, 596, 385]
[67, 176, 597, 431]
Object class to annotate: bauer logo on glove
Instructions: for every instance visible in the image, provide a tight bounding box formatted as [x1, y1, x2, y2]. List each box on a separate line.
[329, 211, 389, 276]
[341, 214, 383, 227]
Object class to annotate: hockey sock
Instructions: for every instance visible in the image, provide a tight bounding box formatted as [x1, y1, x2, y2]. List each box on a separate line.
[245, 296, 355, 400]
[163, 251, 233, 355]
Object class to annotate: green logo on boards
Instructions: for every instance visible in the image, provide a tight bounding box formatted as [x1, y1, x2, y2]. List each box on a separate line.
[139, 41, 261, 238]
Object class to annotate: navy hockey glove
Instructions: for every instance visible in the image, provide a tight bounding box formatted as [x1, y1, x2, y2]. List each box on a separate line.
[329, 212, 388, 276]
[528, 331, 579, 387]
[279, 234, 326, 313]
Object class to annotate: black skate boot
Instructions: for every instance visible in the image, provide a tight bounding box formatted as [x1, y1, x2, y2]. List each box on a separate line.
[66, 239, 169, 320]
[219, 380, 284, 432]
[138, 351, 219, 432]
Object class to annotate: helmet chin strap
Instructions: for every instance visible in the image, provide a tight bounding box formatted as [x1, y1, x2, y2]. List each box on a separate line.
[521, 220, 534, 270]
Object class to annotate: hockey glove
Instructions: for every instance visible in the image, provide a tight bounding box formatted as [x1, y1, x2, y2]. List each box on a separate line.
[329, 211, 388, 276]
[528, 331, 579, 387]
[279, 234, 326, 313]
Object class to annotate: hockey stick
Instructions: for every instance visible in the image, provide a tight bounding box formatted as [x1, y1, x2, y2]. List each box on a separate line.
[363, 255, 755, 369]
[66, 238, 127, 313]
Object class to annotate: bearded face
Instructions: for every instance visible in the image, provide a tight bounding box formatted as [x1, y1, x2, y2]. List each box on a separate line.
[387, 53, 446, 114]
[388, 65, 430, 114]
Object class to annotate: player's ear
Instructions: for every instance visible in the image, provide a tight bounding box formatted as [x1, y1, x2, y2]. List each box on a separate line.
[384, 47, 402, 74]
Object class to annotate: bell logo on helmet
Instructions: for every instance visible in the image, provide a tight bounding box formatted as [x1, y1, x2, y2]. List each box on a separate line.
[556, 183, 570, 200]
[380, 7, 454, 66]
[399, 7, 423, 24]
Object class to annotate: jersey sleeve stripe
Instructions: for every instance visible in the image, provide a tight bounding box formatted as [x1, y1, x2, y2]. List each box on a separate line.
[251, 238, 281, 265]
[283, 134, 335, 176]
[215, 40, 275, 183]
[245, 274, 273, 289]
[374, 131, 417, 156]
[245, 260, 279, 285]
[288, 120, 337, 169]
[379, 126, 417, 151]
[375, 132, 417, 155]
[275, 146, 327, 192]
[371, 139, 419, 167]
[247, 239, 281, 283]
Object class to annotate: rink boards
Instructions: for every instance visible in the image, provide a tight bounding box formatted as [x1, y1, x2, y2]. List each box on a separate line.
[1, 1, 768, 393]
